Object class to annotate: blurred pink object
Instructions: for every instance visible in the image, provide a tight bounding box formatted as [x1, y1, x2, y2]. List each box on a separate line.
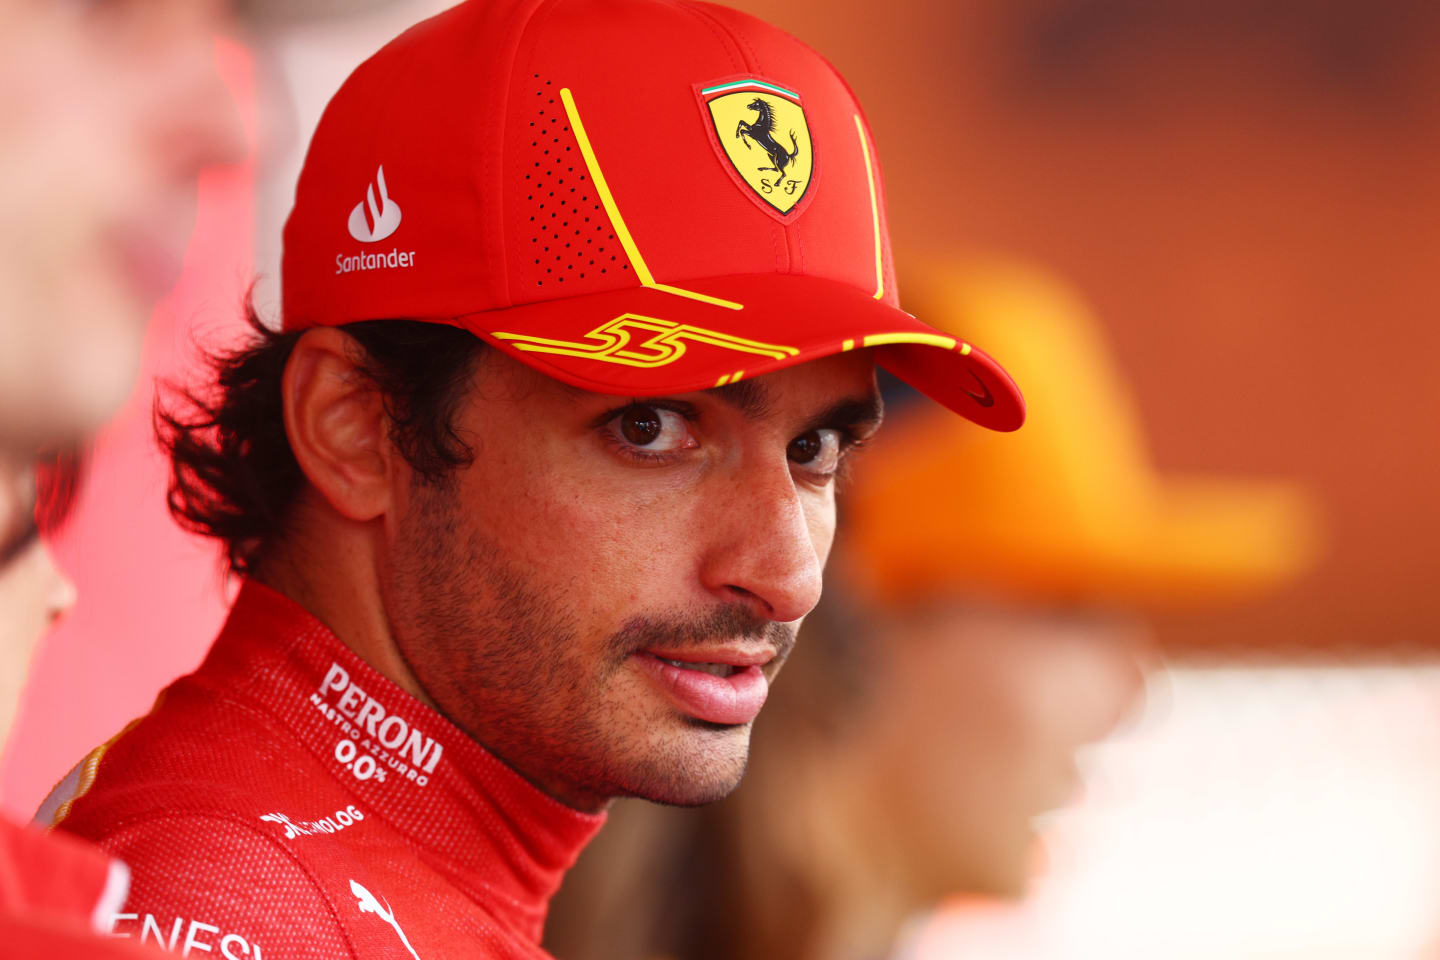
[0, 37, 257, 820]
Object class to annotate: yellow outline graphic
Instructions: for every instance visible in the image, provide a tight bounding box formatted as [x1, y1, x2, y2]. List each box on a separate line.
[854, 115, 884, 301]
[560, 88, 743, 311]
[493, 314, 798, 369]
[45, 710, 151, 830]
[862, 332, 958, 350]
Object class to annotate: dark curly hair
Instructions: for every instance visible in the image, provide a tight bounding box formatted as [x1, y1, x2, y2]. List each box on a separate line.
[156, 301, 487, 575]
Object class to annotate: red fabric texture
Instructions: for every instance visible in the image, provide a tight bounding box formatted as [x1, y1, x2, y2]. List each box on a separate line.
[0, 815, 110, 922]
[50, 580, 605, 959]
[0, 817, 145, 958]
[0, 913, 159, 960]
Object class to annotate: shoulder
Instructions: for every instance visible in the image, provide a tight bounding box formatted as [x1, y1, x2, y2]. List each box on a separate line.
[45, 686, 367, 959]
[44, 668, 342, 843]
[88, 810, 360, 960]
[40, 676, 297, 823]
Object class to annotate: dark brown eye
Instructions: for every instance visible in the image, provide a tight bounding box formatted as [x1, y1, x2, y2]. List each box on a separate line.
[787, 430, 822, 464]
[786, 428, 844, 475]
[619, 405, 663, 445]
[606, 404, 697, 458]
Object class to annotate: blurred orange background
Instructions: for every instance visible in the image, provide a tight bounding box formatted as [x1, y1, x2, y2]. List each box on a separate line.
[724, 0, 1439, 652]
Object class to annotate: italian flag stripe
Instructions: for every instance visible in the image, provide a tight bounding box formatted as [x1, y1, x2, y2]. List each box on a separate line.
[700, 79, 800, 99]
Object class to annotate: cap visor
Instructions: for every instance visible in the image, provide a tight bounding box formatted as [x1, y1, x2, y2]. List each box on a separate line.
[849, 475, 1321, 612]
[1121, 477, 1323, 605]
[457, 274, 1024, 431]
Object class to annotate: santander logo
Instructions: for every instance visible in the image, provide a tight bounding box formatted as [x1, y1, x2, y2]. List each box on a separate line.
[347, 165, 402, 243]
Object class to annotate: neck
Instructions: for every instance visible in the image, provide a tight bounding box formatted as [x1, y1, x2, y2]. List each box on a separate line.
[252, 495, 609, 814]
[254, 494, 438, 714]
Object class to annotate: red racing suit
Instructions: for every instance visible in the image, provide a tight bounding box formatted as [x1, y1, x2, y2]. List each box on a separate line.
[41, 581, 606, 959]
[0, 814, 154, 959]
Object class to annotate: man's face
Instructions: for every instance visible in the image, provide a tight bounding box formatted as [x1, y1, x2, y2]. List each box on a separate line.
[381, 350, 882, 811]
[0, 0, 242, 451]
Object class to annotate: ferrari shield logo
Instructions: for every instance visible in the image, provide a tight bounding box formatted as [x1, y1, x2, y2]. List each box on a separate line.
[700, 79, 813, 216]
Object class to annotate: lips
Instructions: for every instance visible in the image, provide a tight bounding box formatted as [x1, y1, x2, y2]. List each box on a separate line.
[633, 648, 774, 725]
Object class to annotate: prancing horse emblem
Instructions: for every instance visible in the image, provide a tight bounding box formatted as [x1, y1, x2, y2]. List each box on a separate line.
[700, 79, 814, 217]
[735, 98, 800, 182]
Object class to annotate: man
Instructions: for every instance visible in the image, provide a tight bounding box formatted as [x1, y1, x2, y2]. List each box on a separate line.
[41, 1, 1024, 957]
[540, 259, 1318, 960]
[0, 1, 242, 955]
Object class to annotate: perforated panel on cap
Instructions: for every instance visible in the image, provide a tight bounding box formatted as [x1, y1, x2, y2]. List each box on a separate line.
[519, 75, 627, 293]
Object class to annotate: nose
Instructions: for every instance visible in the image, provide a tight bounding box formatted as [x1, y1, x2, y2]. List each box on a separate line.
[41, 545, 78, 627]
[697, 457, 826, 624]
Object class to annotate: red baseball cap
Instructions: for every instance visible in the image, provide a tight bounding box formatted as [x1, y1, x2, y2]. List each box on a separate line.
[281, 0, 1024, 431]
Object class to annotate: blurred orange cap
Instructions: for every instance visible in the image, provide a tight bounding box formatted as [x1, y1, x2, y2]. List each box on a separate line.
[841, 258, 1323, 610]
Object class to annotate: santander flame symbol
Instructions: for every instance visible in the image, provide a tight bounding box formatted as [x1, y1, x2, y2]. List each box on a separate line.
[347, 165, 403, 243]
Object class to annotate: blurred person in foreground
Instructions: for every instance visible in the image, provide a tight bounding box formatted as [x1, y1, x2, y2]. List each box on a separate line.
[543, 259, 1319, 960]
[36, 2, 1028, 958]
[0, 454, 150, 958]
[0, 0, 243, 455]
[0, 0, 242, 953]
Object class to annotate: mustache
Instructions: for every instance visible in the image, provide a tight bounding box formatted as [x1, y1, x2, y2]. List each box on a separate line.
[606, 605, 797, 662]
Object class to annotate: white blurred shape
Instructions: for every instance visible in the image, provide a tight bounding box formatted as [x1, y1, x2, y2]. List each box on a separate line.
[914, 665, 1440, 960]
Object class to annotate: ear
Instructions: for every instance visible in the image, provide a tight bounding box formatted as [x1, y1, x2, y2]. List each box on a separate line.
[282, 328, 395, 523]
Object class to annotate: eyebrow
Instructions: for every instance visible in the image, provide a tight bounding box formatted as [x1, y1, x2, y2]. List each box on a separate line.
[711, 380, 774, 420]
[712, 379, 885, 438]
[588, 380, 884, 434]
[798, 390, 885, 438]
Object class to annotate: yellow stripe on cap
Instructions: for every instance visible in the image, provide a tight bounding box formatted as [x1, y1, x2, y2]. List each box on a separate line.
[561, 88, 743, 311]
[862, 332, 958, 350]
[854, 115, 884, 301]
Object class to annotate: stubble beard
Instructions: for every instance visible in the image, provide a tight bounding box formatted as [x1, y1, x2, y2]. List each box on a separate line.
[386, 481, 796, 809]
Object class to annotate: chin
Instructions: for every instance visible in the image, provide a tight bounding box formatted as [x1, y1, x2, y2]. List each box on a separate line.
[977, 867, 1033, 902]
[925, 862, 1030, 904]
[616, 721, 752, 807]
[918, 830, 1036, 904]
[970, 840, 1042, 901]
